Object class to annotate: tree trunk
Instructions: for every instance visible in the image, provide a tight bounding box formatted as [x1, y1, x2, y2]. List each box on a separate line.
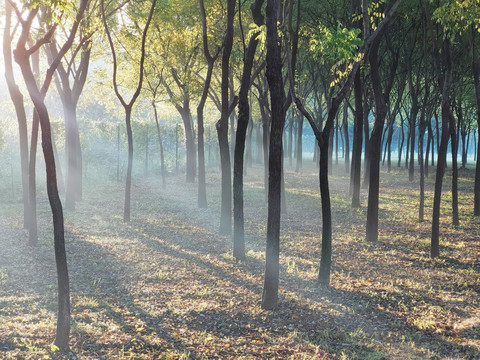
[317, 139, 332, 286]
[431, 41, 453, 258]
[450, 112, 459, 227]
[28, 111, 39, 245]
[153, 102, 166, 188]
[217, 0, 235, 235]
[295, 113, 303, 172]
[181, 109, 197, 183]
[3, 2, 29, 229]
[472, 29, 480, 215]
[351, 71, 363, 207]
[362, 102, 370, 189]
[233, 16, 263, 260]
[397, 115, 404, 167]
[288, 116, 293, 166]
[246, 116, 253, 169]
[365, 31, 390, 243]
[256, 121, 263, 164]
[262, 0, 284, 310]
[124, 106, 133, 222]
[343, 101, 350, 173]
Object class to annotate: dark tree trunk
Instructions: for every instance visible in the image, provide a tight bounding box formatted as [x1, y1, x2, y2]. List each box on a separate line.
[256, 121, 263, 164]
[246, 116, 254, 169]
[233, 1, 264, 260]
[197, 0, 219, 208]
[397, 115, 404, 167]
[317, 138, 332, 285]
[295, 113, 303, 172]
[342, 101, 350, 173]
[418, 83, 429, 222]
[216, 0, 235, 235]
[13, 0, 88, 345]
[472, 29, 480, 216]
[351, 71, 363, 207]
[335, 117, 339, 165]
[450, 110, 459, 227]
[181, 109, 197, 183]
[386, 117, 394, 172]
[262, 0, 284, 310]
[288, 116, 293, 166]
[366, 28, 397, 242]
[425, 119, 433, 177]
[405, 124, 411, 169]
[362, 101, 370, 189]
[102, 0, 156, 222]
[431, 40, 453, 258]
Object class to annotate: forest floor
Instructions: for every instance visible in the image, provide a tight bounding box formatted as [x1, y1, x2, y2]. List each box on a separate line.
[0, 161, 479, 359]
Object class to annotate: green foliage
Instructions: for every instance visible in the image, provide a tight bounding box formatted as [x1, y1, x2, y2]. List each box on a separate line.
[432, 0, 480, 33]
[308, 22, 362, 86]
[247, 23, 267, 51]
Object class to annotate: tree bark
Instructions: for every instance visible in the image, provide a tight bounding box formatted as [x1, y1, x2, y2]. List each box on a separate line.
[366, 30, 391, 242]
[217, 0, 236, 235]
[351, 71, 363, 207]
[431, 40, 452, 258]
[262, 0, 284, 310]
[13, 0, 89, 347]
[153, 102, 166, 188]
[233, 0, 264, 261]
[3, 1, 29, 230]
[471, 28, 480, 216]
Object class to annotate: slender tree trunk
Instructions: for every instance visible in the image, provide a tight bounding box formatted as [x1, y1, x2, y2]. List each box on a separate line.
[262, 0, 284, 310]
[153, 102, 166, 188]
[362, 102, 370, 189]
[124, 106, 133, 222]
[317, 139, 332, 285]
[472, 29, 480, 215]
[366, 31, 393, 243]
[425, 120, 432, 177]
[3, 2, 29, 229]
[431, 41, 453, 258]
[343, 101, 350, 173]
[28, 111, 39, 245]
[256, 122, 263, 164]
[351, 71, 363, 207]
[397, 116, 404, 167]
[246, 117, 253, 168]
[181, 109, 197, 183]
[295, 113, 303, 172]
[450, 113, 459, 227]
[217, 0, 235, 235]
[288, 117, 293, 166]
[233, 11, 264, 260]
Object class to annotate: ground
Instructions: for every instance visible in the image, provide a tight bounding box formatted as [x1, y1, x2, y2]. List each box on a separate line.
[0, 161, 479, 359]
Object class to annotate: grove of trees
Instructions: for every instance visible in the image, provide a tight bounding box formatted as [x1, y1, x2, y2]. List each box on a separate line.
[2, 0, 480, 352]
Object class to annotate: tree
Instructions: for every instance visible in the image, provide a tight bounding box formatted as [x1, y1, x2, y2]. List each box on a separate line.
[217, 0, 236, 235]
[12, 0, 88, 350]
[101, 0, 157, 222]
[45, 10, 95, 210]
[3, 1, 29, 232]
[365, 23, 399, 242]
[233, 0, 265, 261]
[262, 0, 285, 310]
[197, 0, 222, 208]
